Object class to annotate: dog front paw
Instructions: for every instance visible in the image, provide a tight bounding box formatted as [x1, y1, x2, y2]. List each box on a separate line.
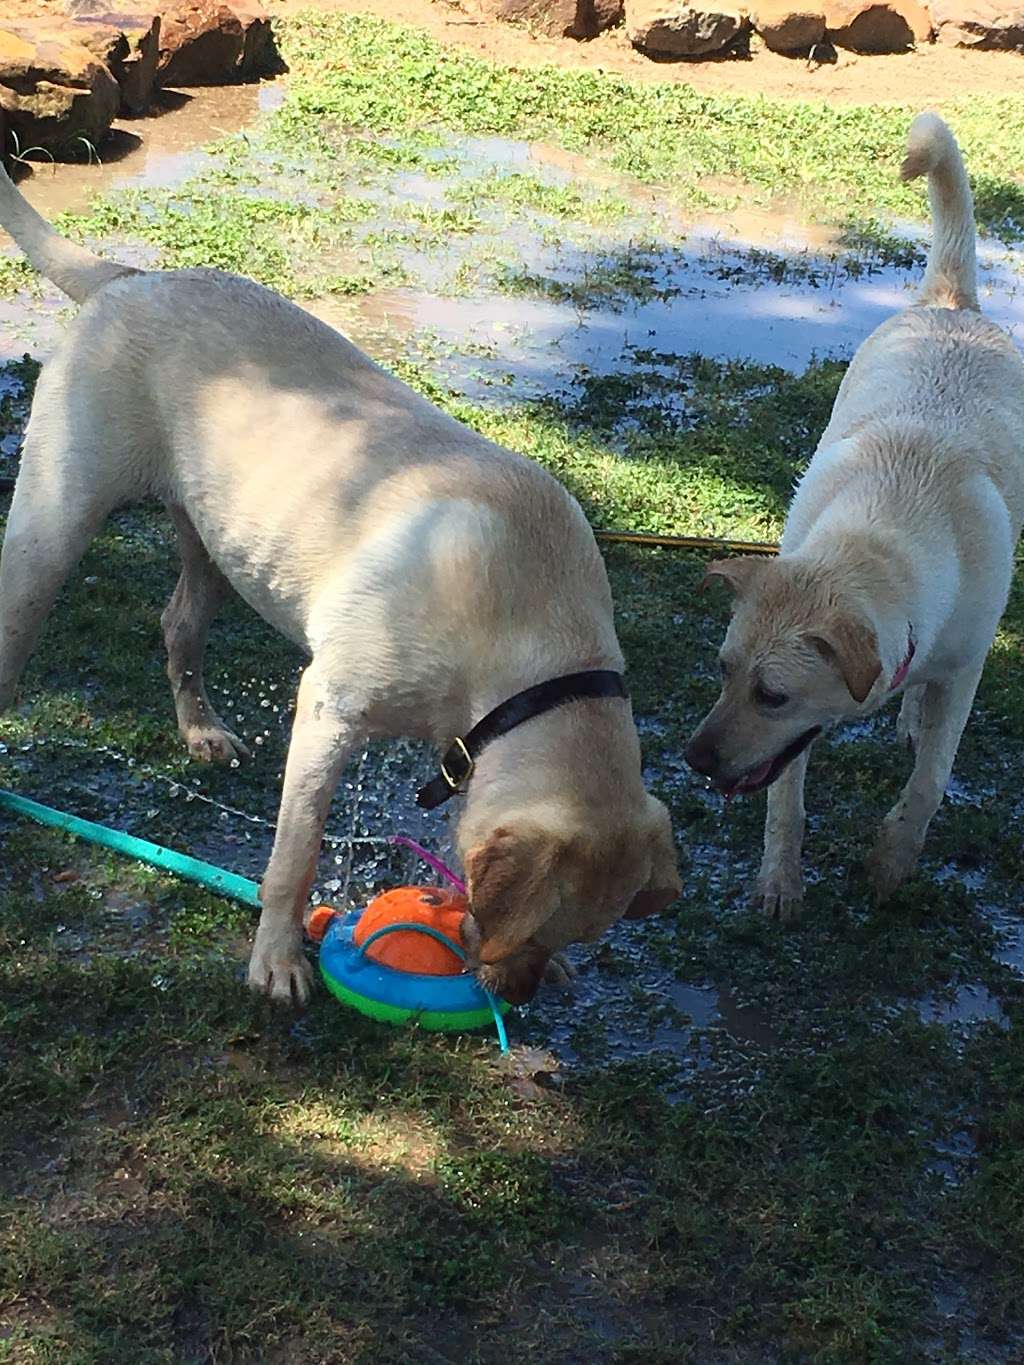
[865, 825, 923, 901]
[248, 932, 313, 1006]
[896, 687, 924, 753]
[754, 861, 804, 922]
[543, 952, 576, 986]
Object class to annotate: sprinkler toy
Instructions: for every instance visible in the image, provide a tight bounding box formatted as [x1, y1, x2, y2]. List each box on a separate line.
[306, 838, 510, 1047]
[0, 791, 510, 1049]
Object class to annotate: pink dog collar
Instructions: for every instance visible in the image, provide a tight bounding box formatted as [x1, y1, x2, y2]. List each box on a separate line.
[888, 627, 915, 691]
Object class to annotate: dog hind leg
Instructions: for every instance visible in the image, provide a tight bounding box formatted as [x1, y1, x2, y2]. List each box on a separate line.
[0, 440, 115, 710]
[162, 504, 249, 765]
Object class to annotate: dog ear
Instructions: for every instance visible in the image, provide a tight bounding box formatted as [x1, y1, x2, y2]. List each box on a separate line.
[807, 615, 881, 704]
[464, 826, 561, 963]
[700, 557, 765, 597]
[624, 798, 682, 919]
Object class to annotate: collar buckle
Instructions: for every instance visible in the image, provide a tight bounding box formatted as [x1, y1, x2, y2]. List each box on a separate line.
[439, 736, 474, 794]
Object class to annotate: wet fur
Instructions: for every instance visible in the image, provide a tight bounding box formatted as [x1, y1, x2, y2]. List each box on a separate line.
[685, 113, 1024, 918]
[0, 163, 680, 1004]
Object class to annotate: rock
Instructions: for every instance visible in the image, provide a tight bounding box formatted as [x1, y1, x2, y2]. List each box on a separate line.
[627, 0, 749, 54]
[824, 0, 932, 50]
[0, 26, 119, 158]
[929, 0, 1024, 47]
[751, 0, 826, 49]
[157, 0, 283, 86]
[479, 0, 622, 37]
[66, 14, 161, 115]
[593, 0, 627, 27]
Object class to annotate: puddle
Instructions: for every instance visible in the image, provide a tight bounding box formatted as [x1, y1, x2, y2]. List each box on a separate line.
[988, 909, 1024, 974]
[376, 234, 1023, 400]
[928, 1126, 977, 1188]
[13, 82, 286, 222]
[302, 216, 1024, 408]
[933, 861, 988, 894]
[667, 978, 780, 1049]
[918, 983, 1008, 1030]
[3, 105, 1023, 408]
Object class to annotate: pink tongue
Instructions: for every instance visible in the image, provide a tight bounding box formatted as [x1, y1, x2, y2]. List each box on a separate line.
[740, 759, 773, 790]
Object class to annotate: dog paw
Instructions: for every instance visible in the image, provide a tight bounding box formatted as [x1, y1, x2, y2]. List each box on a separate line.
[754, 863, 804, 922]
[543, 952, 576, 986]
[248, 935, 313, 1006]
[865, 830, 921, 902]
[185, 723, 250, 766]
[896, 687, 924, 753]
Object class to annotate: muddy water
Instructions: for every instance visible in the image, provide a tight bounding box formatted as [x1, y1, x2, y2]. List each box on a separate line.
[14, 83, 285, 221]
[335, 225, 1024, 399]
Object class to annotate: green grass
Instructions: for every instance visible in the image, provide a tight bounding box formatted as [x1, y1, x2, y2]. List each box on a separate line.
[2, 11, 1024, 1363]
[448, 169, 636, 226]
[275, 12, 1024, 240]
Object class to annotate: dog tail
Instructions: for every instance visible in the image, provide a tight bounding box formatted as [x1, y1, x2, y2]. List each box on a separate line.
[900, 112, 979, 312]
[0, 158, 137, 304]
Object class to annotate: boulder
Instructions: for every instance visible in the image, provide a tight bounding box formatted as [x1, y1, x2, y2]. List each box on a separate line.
[627, 0, 749, 54]
[478, 0, 623, 37]
[67, 14, 161, 114]
[824, 0, 932, 49]
[751, 0, 826, 49]
[929, 0, 1024, 46]
[0, 26, 119, 158]
[157, 0, 283, 86]
[593, 0, 627, 27]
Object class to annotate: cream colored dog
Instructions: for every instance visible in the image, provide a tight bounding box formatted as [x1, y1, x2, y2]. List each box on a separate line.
[685, 113, 1024, 919]
[0, 163, 680, 1004]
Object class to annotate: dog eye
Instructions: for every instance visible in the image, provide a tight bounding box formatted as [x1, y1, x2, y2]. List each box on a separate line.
[755, 684, 788, 708]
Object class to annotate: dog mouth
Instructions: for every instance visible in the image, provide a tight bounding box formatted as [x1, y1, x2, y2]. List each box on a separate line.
[717, 726, 821, 798]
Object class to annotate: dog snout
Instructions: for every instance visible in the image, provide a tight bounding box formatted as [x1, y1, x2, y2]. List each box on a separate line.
[684, 730, 720, 778]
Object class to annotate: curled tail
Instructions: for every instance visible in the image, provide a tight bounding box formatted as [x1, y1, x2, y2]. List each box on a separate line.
[900, 112, 978, 312]
[0, 159, 136, 304]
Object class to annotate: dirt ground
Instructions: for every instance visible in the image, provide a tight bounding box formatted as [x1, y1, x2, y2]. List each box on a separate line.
[6, 0, 1024, 105]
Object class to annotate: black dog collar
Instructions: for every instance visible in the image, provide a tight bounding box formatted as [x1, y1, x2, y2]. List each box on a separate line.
[416, 669, 629, 810]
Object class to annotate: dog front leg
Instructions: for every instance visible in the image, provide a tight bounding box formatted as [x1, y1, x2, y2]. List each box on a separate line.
[249, 664, 361, 1005]
[754, 745, 811, 921]
[867, 663, 985, 900]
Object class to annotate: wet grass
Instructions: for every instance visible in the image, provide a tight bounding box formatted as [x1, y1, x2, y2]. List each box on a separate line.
[2, 11, 1024, 1363]
[275, 12, 1024, 242]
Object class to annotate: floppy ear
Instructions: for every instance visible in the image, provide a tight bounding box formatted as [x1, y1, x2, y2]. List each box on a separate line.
[807, 614, 881, 704]
[700, 557, 765, 597]
[464, 826, 561, 963]
[624, 798, 682, 920]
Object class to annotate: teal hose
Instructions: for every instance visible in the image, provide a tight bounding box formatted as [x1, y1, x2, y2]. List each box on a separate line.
[0, 787, 262, 908]
[0, 787, 512, 1049]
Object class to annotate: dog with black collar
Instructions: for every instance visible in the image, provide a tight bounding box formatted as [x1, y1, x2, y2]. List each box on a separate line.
[0, 161, 680, 1005]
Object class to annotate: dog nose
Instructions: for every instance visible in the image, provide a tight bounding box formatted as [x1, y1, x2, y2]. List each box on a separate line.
[684, 734, 719, 777]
